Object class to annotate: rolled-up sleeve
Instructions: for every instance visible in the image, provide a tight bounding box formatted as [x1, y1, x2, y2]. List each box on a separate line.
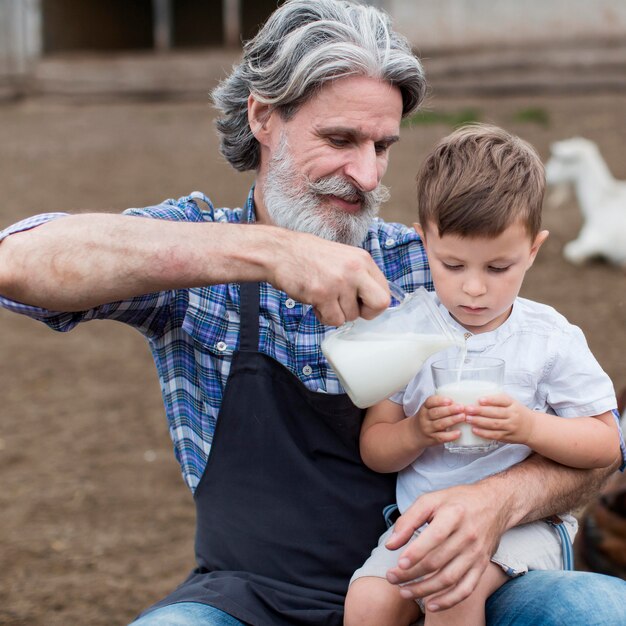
[0, 213, 70, 318]
[0, 212, 174, 337]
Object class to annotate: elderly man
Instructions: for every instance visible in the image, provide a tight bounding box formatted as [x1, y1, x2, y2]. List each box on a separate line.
[0, 1, 624, 625]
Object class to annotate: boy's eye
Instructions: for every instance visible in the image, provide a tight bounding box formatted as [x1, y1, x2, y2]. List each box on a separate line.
[489, 266, 510, 273]
[442, 262, 463, 271]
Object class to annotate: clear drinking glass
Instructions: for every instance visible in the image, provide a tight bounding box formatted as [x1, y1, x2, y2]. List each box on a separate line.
[431, 356, 505, 454]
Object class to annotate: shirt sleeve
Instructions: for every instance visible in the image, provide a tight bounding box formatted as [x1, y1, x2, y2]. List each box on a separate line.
[0, 208, 185, 337]
[0, 213, 72, 319]
[541, 323, 625, 470]
[542, 324, 616, 417]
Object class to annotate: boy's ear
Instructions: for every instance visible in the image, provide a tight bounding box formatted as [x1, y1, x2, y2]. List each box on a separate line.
[247, 95, 273, 146]
[527, 230, 550, 267]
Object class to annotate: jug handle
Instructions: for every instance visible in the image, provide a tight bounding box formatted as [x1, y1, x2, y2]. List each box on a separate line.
[388, 281, 406, 304]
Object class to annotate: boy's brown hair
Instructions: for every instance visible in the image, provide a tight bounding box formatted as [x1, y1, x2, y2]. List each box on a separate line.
[416, 124, 545, 239]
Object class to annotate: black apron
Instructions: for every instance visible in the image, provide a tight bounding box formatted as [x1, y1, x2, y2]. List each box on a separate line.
[143, 281, 396, 626]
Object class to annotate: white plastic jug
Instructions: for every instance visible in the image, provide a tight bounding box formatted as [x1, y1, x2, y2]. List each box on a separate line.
[322, 285, 464, 408]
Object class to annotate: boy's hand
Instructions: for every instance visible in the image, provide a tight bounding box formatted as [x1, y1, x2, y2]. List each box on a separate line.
[415, 395, 466, 446]
[464, 394, 536, 445]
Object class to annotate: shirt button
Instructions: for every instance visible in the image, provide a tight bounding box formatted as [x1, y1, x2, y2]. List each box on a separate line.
[216, 341, 228, 352]
[285, 298, 296, 309]
[385, 237, 395, 247]
[302, 365, 313, 376]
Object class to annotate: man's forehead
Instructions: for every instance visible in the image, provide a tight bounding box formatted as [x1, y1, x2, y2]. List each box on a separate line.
[296, 76, 403, 135]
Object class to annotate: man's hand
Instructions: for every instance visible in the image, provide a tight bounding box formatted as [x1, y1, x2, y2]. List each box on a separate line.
[271, 230, 392, 326]
[384, 482, 511, 612]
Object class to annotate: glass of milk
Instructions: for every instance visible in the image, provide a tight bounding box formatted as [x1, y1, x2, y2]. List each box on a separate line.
[322, 286, 464, 408]
[431, 357, 504, 454]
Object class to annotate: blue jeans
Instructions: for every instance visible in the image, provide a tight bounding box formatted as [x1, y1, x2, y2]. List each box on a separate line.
[131, 571, 626, 625]
[130, 603, 245, 625]
[486, 570, 626, 625]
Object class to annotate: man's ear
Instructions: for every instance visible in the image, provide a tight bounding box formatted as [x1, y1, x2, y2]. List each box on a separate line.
[247, 95, 273, 147]
[413, 222, 425, 241]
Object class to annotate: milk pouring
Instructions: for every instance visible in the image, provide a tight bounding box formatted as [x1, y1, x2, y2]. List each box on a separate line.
[322, 286, 464, 408]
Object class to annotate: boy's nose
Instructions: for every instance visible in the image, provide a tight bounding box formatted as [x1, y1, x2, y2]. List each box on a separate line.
[463, 276, 487, 297]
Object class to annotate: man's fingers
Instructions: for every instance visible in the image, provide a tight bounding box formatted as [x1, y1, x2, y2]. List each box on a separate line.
[312, 301, 347, 327]
[313, 279, 385, 326]
[384, 504, 434, 551]
[357, 275, 392, 320]
[392, 537, 489, 608]
[422, 560, 486, 611]
[388, 514, 468, 583]
[337, 290, 362, 324]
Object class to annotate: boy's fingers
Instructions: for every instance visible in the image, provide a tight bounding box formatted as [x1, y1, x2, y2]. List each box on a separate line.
[434, 429, 461, 443]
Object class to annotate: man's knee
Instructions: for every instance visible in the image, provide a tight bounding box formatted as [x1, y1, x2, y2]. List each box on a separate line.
[486, 570, 626, 626]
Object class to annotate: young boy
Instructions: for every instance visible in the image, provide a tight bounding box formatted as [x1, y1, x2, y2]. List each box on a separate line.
[344, 124, 620, 626]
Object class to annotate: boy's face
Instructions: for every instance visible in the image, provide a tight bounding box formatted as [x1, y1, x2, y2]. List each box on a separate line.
[415, 220, 549, 334]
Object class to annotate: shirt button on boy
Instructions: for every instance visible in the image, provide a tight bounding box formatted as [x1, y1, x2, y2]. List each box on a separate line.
[285, 298, 296, 309]
[216, 341, 228, 352]
[302, 365, 313, 376]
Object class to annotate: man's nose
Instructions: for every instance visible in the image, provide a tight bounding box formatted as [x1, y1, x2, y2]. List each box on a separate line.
[344, 145, 380, 192]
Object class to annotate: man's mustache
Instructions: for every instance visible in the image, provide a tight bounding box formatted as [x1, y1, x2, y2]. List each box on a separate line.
[307, 176, 390, 209]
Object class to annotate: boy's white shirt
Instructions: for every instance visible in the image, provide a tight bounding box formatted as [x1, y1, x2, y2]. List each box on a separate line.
[392, 296, 617, 515]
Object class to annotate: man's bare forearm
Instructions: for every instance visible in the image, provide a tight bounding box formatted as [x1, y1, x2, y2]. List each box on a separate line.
[0, 213, 286, 311]
[490, 452, 618, 530]
[0, 212, 392, 325]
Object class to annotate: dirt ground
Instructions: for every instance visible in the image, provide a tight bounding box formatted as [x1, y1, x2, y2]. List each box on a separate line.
[0, 51, 625, 625]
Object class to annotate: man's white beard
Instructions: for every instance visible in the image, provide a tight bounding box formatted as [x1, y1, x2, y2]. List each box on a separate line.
[263, 136, 390, 247]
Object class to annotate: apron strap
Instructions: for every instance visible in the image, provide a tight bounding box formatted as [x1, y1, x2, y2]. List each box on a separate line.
[238, 199, 260, 353]
[239, 282, 260, 352]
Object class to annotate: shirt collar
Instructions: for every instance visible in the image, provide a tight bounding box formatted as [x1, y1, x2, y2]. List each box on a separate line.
[243, 186, 257, 224]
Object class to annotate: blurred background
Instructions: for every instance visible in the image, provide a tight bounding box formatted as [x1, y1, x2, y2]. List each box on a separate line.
[1, 1, 625, 624]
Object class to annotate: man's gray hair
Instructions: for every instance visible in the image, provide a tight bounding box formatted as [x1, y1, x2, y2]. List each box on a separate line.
[212, 0, 427, 172]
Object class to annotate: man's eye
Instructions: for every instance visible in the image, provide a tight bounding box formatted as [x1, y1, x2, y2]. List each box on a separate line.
[374, 143, 390, 155]
[329, 137, 349, 147]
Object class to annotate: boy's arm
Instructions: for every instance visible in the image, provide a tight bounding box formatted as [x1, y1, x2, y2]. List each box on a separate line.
[467, 396, 619, 468]
[360, 399, 424, 473]
[516, 410, 617, 468]
[360, 396, 466, 473]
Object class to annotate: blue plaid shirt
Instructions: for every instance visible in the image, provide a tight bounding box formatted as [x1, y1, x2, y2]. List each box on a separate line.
[0, 189, 435, 491]
[2, 190, 624, 489]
